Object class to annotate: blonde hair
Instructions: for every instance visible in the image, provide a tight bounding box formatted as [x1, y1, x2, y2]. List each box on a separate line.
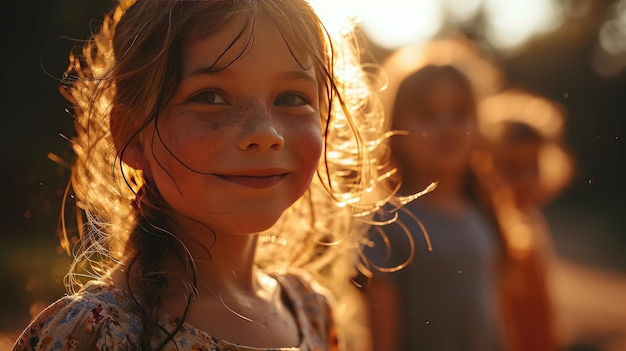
[60, 0, 393, 348]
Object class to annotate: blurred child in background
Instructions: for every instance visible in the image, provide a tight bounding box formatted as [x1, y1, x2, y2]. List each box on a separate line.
[474, 89, 626, 351]
[363, 39, 510, 351]
[472, 89, 573, 351]
[363, 40, 558, 351]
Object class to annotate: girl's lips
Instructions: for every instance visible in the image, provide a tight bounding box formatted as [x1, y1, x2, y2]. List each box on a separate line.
[217, 174, 288, 189]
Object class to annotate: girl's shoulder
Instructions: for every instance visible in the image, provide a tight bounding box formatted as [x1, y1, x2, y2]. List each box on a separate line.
[276, 270, 334, 313]
[274, 271, 340, 350]
[12, 280, 142, 351]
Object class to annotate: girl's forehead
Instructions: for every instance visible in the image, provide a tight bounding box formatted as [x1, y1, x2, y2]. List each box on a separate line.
[182, 13, 315, 77]
[182, 15, 250, 72]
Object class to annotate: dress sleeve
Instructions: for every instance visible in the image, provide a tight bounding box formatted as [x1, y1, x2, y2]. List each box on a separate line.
[277, 273, 341, 351]
[12, 294, 138, 351]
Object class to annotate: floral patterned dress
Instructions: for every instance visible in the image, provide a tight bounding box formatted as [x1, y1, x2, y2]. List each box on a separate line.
[12, 274, 339, 351]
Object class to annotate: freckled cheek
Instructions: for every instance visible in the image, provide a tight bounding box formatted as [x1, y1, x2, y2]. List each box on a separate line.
[155, 112, 235, 167]
[171, 124, 222, 145]
[292, 124, 323, 173]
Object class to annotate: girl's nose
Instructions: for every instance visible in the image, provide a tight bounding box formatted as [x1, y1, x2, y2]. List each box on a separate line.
[237, 103, 285, 152]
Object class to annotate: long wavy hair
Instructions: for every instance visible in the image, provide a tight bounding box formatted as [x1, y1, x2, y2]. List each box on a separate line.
[59, 0, 394, 348]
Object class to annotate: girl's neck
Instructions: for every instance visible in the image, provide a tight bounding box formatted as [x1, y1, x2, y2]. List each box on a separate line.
[112, 224, 261, 298]
[176, 223, 261, 295]
[137, 223, 300, 348]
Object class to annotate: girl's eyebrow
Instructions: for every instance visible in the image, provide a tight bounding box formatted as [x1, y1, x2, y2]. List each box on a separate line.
[280, 70, 318, 87]
[187, 66, 227, 77]
[186, 67, 318, 87]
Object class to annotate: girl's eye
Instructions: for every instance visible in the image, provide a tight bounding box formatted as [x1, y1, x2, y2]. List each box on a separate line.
[187, 90, 228, 105]
[275, 93, 310, 107]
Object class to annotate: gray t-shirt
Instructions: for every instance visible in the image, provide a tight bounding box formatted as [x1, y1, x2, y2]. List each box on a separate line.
[366, 200, 504, 351]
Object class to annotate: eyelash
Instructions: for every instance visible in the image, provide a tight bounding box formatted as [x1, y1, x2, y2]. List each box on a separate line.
[187, 89, 228, 105]
[186, 90, 312, 108]
[274, 93, 311, 107]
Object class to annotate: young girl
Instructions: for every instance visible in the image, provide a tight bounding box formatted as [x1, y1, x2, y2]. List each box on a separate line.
[13, 1, 393, 350]
[474, 89, 573, 220]
[477, 90, 626, 351]
[472, 89, 573, 351]
[363, 62, 506, 351]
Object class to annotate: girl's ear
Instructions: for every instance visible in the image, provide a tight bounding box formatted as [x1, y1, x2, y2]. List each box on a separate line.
[110, 105, 149, 172]
[121, 138, 149, 172]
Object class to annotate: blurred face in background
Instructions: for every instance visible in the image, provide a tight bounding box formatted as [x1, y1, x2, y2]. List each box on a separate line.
[493, 141, 543, 210]
[392, 68, 477, 182]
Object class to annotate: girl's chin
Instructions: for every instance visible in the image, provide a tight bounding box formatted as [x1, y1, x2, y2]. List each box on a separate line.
[213, 214, 284, 236]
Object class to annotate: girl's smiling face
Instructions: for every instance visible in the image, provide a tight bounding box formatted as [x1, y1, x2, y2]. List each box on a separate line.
[129, 14, 323, 235]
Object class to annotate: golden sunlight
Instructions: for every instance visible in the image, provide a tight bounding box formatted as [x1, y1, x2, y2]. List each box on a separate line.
[311, 0, 565, 51]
